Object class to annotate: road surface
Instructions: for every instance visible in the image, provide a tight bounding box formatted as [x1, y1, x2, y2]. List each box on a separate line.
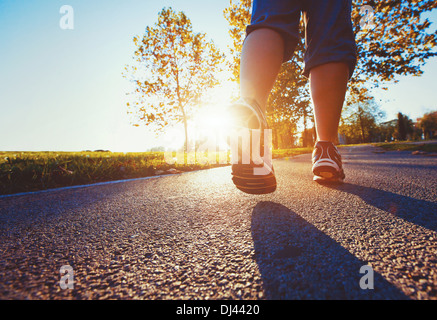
[0, 145, 436, 300]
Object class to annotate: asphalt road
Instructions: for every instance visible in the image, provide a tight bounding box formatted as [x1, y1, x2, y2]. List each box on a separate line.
[0, 145, 436, 300]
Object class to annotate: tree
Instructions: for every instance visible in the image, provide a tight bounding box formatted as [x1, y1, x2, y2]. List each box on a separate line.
[339, 97, 386, 143]
[419, 111, 437, 139]
[394, 113, 415, 141]
[397, 112, 408, 141]
[223, 0, 252, 84]
[349, 0, 437, 105]
[224, 0, 437, 123]
[123, 7, 224, 159]
[266, 35, 312, 147]
[379, 119, 398, 142]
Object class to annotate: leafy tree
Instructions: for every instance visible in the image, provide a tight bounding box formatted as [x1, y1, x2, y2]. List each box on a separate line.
[124, 7, 224, 158]
[405, 116, 415, 139]
[349, 0, 437, 104]
[419, 111, 437, 139]
[394, 113, 415, 141]
[379, 119, 398, 142]
[339, 97, 386, 143]
[267, 38, 311, 145]
[223, 0, 437, 133]
[411, 125, 424, 141]
[271, 119, 298, 149]
[223, 0, 252, 84]
[268, 59, 312, 147]
[397, 112, 408, 140]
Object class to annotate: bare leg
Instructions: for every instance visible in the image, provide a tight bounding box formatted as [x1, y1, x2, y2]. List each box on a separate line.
[309, 62, 349, 143]
[240, 29, 284, 112]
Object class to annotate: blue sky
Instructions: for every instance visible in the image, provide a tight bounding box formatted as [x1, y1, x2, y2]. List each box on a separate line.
[0, 1, 436, 152]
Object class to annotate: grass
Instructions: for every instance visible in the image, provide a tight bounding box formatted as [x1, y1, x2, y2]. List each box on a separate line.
[375, 142, 437, 153]
[272, 147, 313, 159]
[0, 151, 228, 196]
[0, 147, 314, 196]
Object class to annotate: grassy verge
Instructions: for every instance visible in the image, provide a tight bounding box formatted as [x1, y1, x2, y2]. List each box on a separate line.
[0, 151, 228, 196]
[272, 147, 313, 159]
[0, 147, 314, 196]
[375, 142, 437, 153]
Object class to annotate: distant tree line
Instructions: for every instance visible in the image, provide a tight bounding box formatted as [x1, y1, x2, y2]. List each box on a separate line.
[339, 109, 437, 144]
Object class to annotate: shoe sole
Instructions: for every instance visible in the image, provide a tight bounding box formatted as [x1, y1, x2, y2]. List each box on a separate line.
[313, 175, 344, 184]
[313, 164, 345, 182]
[232, 164, 277, 195]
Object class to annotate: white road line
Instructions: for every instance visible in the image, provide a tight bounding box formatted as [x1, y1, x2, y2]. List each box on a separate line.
[0, 175, 170, 199]
[0, 166, 232, 199]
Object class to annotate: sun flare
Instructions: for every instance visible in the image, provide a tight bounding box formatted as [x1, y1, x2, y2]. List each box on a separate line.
[190, 82, 239, 149]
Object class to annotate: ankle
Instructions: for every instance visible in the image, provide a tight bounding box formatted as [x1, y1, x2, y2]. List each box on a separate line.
[316, 136, 338, 144]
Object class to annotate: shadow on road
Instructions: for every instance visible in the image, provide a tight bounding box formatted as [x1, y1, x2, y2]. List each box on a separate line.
[323, 183, 437, 232]
[251, 201, 408, 300]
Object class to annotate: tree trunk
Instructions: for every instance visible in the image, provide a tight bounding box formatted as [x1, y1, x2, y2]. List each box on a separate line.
[183, 116, 188, 165]
[302, 109, 307, 147]
[273, 126, 279, 150]
[358, 108, 366, 143]
[179, 103, 188, 165]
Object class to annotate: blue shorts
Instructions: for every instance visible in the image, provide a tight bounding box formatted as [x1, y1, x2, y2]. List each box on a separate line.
[246, 0, 357, 79]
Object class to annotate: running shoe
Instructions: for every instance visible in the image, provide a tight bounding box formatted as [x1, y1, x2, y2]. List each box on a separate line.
[227, 98, 277, 194]
[312, 140, 345, 182]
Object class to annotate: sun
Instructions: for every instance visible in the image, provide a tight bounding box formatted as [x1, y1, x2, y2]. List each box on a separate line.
[194, 106, 232, 130]
[191, 82, 239, 150]
[192, 104, 233, 150]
